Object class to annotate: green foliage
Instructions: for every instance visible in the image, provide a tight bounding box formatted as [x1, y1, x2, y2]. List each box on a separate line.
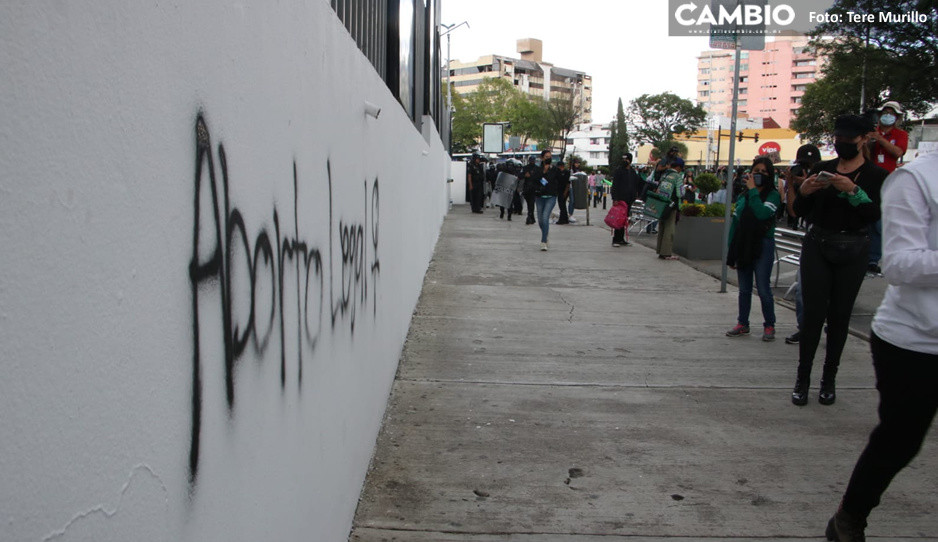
[680, 203, 705, 217]
[702, 203, 726, 217]
[627, 92, 708, 147]
[693, 172, 721, 197]
[793, 0, 938, 141]
[608, 98, 630, 171]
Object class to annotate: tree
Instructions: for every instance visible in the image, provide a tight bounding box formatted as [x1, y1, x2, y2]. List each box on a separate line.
[546, 97, 580, 161]
[507, 93, 551, 151]
[793, 0, 938, 141]
[607, 98, 629, 171]
[627, 92, 707, 148]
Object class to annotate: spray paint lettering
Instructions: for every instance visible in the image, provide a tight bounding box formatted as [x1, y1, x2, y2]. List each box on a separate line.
[187, 115, 380, 486]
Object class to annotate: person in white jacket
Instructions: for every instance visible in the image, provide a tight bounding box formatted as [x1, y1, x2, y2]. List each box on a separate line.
[826, 150, 938, 541]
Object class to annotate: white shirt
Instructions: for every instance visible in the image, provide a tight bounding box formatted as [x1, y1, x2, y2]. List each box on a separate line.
[872, 151, 938, 354]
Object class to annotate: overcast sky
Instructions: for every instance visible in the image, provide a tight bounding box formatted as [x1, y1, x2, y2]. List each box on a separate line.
[440, 0, 834, 123]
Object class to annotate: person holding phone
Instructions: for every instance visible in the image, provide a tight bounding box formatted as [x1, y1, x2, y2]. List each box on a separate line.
[790, 114, 889, 406]
[725, 157, 782, 341]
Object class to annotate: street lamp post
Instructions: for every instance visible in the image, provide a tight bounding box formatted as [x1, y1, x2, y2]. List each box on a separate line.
[440, 21, 469, 153]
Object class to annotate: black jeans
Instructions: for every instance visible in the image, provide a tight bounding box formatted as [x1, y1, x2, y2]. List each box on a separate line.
[524, 192, 536, 222]
[842, 332, 938, 520]
[797, 230, 870, 383]
[557, 193, 569, 223]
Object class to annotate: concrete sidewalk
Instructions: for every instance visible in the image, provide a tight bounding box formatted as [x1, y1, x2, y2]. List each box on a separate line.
[350, 205, 937, 541]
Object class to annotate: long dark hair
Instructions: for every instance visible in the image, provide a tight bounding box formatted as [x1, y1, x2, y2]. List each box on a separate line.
[751, 156, 777, 199]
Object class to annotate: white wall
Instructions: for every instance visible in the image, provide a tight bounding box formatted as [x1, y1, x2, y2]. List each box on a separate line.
[0, 3, 449, 541]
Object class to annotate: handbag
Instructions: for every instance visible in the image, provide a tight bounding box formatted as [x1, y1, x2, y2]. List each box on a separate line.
[604, 201, 629, 230]
[643, 191, 672, 220]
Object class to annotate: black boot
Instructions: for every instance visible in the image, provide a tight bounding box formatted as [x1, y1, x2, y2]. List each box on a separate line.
[826, 504, 866, 541]
[819, 380, 836, 405]
[792, 377, 809, 406]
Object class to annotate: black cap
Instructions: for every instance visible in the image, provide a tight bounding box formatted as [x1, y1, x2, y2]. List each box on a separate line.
[556, 160, 565, 167]
[528, 156, 537, 163]
[623, 153, 633, 161]
[669, 146, 679, 152]
[795, 144, 821, 166]
[834, 114, 874, 138]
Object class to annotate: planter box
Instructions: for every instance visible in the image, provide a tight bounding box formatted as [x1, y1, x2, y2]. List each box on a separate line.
[673, 216, 727, 260]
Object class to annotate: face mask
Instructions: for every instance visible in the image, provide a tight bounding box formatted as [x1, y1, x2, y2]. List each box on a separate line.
[543, 158, 552, 165]
[880, 113, 897, 126]
[834, 141, 860, 160]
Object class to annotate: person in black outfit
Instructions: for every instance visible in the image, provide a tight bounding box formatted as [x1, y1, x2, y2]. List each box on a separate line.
[467, 153, 486, 213]
[611, 153, 642, 247]
[790, 114, 888, 407]
[556, 160, 571, 224]
[521, 156, 538, 225]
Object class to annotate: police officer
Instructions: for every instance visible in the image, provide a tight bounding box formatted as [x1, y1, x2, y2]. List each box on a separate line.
[468, 153, 485, 214]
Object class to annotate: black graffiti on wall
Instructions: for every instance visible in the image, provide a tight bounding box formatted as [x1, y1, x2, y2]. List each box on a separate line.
[188, 115, 380, 486]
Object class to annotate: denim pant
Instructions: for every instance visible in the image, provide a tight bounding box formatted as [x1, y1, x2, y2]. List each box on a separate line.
[568, 189, 575, 215]
[842, 333, 938, 520]
[535, 196, 557, 243]
[868, 219, 882, 265]
[736, 236, 776, 328]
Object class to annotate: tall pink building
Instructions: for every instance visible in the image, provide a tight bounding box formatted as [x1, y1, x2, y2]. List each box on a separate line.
[696, 36, 823, 129]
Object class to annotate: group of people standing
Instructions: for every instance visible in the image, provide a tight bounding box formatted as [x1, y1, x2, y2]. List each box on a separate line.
[717, 103, 934, 541]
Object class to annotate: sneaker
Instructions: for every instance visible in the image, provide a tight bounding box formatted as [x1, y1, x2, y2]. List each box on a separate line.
[540, 243, 548, 251]
[622, 241, 632, 247]
[762, 326, 776, 342]
[568, 216, 577, 223]
[784, 331, 800, 344]
[868, 263, 881, 274]
[612, 242, 621, 248]
[726, 324, 750, 337]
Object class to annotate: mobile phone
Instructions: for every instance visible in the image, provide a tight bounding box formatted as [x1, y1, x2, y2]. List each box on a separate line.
[816, 171, 835, 186]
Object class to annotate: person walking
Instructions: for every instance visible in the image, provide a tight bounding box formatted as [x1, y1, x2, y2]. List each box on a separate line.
[824, 149, 938, 542]
[521, 156, 538, 225]
[725, 157, 782, 341]
[533, 150, 559, 251]
[866, 101, 909, 276]
[790, 114, 888, 406]
[655, 158, 685, 260]
[611, 153, 642, 247]
[467, 153, 485, 214]
[555, 160, 571, 225]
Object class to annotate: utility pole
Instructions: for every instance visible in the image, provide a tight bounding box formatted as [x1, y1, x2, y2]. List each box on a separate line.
[720, 41, 742, 293]
[440, 21, 469, 153]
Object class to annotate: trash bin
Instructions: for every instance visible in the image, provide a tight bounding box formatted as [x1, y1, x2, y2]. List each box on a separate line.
[571, 172, 588, 210]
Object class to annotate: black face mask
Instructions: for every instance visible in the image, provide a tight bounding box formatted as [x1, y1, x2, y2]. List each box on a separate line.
[543, 158, 552, 166]
[834, 141, 860, 160]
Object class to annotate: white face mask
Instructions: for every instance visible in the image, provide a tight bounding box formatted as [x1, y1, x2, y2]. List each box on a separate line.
[880, 113, 897, 126]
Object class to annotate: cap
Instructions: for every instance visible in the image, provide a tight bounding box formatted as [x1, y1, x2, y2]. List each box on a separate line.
[833, 114, 874, 138]
[672, 157, 685, 168]
[880, 101, 903, 114]
[623, 153, 633, 161]
[795, 144, 821, 165]
[669, 146, 679, 152]
[556, 160, 565, 167]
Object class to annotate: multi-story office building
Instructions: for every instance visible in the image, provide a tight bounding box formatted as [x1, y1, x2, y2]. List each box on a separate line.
[447, 38, 592, 124]
[696, 36, 824, 129]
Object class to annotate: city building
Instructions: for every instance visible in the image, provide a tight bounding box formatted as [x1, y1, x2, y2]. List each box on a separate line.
[564, 123, 612, 168]
[696, 36, 824, 129]
[447, 38, 592, 124]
